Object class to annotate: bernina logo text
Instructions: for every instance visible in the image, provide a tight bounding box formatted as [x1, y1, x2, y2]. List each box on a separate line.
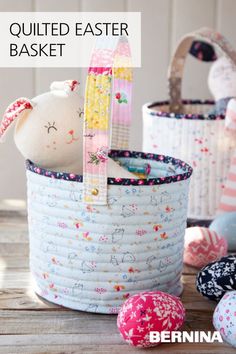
[149, 331, 223, 343]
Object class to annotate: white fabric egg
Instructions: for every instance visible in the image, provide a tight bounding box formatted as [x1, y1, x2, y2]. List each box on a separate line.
[213, 291, 236, 347]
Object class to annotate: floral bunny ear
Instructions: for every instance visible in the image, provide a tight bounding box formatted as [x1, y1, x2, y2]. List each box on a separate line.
[0, 98, 33, 141]
[50, 80, 80, 93]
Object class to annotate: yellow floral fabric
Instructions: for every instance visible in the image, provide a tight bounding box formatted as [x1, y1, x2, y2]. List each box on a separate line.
[85, 73, 111, 130]
[114, 67, 132, 82]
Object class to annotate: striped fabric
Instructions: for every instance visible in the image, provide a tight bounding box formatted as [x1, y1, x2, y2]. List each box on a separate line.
[218, 98, 236, 213]
[225, 98, 236, 130]
[218, 153, 236, 213]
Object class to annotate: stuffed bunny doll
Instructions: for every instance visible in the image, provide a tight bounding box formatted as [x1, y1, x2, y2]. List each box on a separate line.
[0, 80, 134, 178]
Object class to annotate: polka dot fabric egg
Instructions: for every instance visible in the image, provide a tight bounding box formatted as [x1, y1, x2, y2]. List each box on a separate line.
[213, 291, 236, 347]
[184, 227, 227, 268]
[196, 255, 236, 301]
[117, 291, 185, 348]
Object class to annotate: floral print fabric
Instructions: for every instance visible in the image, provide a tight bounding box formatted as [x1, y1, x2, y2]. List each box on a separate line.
[85, 73, 111, 131]
[26, 150, 193, 186]
[196, 255, 236, 301]
[117, 291, 185, 347]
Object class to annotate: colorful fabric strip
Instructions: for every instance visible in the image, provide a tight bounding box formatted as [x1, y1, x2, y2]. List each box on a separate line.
[83, 36, 132, 205]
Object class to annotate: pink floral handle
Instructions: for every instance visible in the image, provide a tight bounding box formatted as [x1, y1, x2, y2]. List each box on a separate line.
[168, 27, 236, 113]
[83, 36, 132, 205]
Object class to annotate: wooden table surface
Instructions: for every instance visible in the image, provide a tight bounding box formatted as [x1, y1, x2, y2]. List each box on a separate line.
[0, 201, 234, 354]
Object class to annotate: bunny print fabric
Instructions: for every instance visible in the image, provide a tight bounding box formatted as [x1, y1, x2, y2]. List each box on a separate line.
[26, 153, 191, 313]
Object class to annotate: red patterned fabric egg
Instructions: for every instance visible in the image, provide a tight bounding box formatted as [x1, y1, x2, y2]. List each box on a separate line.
[117, 291, 185, 347]
[184, 227, 227, 268]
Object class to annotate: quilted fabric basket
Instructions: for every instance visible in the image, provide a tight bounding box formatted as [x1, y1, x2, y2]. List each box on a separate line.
[27, 37, 192, 314]
[143, 28, 236, 221]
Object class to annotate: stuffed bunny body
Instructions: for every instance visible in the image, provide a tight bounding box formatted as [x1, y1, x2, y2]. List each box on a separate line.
[208, 57, 236, 115]
[0, 80, 134, 178]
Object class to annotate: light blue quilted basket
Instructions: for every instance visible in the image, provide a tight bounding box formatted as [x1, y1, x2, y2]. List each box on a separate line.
[26, 150, 192, 314]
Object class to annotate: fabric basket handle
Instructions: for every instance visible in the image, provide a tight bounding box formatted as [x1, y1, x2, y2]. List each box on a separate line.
[168, 27, 236, 113]
[83, 36, 132, 205]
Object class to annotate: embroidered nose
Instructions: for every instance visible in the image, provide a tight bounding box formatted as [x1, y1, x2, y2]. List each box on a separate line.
[69, 130, 74, 135]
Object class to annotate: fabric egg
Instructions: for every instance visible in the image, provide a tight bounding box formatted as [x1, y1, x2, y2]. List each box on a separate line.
[210, 212, 236, 251]
[117, 291, 185, 348]
[184, 227, 227, 268]
[213, 291, 236, 347]
[196, 255, 236, 301]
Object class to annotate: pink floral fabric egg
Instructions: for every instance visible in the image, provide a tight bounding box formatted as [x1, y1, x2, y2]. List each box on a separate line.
[213, 291, 236, 347]
[184, 227, 227, 268]
[117, 291, 185, 347]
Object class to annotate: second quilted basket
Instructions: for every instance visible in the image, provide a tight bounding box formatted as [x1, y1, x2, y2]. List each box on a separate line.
[143, 28, 236, 221]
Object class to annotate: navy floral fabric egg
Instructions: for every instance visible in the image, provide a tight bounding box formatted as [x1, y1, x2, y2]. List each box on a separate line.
[196, 255, 236, 301]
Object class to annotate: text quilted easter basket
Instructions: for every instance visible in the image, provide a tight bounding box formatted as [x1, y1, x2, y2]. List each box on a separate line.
[143, 28, 236, 222]
[26, 37, 192, 314]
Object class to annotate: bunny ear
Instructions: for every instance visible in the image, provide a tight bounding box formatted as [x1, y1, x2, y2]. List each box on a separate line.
[0, 98, 33, 141]
[50, 80, 80, 93]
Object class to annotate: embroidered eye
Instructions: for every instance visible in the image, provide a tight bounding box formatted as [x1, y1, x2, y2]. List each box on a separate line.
[44, 122, 57, 134]
[77, 108, 84, 118]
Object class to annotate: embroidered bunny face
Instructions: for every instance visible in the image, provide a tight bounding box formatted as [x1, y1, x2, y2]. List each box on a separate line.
[0, 79, 135, 179]
[0, 80, 84, 174]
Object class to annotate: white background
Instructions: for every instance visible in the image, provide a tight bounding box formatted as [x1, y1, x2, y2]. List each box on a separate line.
[0, 0, 236, 199]
[0, 12, 141, 67]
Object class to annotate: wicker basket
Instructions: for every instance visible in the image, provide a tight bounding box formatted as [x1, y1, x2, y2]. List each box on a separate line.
[27, 37, 192, 314]
[143, 28, 236, 221]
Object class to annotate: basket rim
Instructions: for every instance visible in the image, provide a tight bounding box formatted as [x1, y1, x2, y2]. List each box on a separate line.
[143, 99, 225, 120]
[26, 150, 193, 186]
